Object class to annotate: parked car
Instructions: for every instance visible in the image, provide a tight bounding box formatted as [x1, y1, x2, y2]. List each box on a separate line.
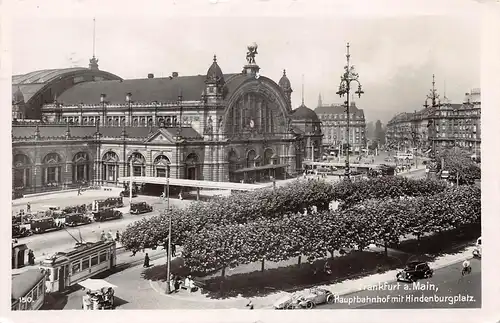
[105, 197, 124, 208]
[273, 288, 335, 309]
[64, 212, 92, 227]
[472, 236, 481, 258]
[93, 208, 123, 222]
[12, 225, 32, 238]
[396, 261, 433, 282]
[120, 188, 138, 197]
[30, 217, 63, 234]
[130, 202, 153, 215]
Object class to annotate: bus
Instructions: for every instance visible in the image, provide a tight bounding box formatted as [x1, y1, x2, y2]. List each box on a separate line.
[11, 268, 47, 310]
[39, 240, 117, 293]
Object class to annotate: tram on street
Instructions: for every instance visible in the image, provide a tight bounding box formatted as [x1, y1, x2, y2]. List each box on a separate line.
[11, 268, 47, 311]
[39, 240, 117, 293]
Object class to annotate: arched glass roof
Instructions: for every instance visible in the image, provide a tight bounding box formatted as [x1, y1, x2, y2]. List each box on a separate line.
[12, 68, 89, 85]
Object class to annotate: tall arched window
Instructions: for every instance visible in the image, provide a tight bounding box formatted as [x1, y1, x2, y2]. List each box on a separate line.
[128, 152, 146, 177]
[154, 155, 171, 177]
[13, 154, 32, 188]
[72, 152, 91, 183]
[246, 150, 256, 168]
[42, 153, 63, 186]
[185, 153, 199, 180]
[263, 148, 274, 166]
[102, 151, 119, 182]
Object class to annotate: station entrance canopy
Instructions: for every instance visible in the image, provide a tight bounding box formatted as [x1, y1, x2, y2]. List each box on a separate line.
[117, 176, 272, 191]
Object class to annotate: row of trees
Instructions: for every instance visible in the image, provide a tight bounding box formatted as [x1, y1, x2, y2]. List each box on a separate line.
[437, 148, 481, 184]
[182, 185, 480, 276]
[121, 177, 448, 252]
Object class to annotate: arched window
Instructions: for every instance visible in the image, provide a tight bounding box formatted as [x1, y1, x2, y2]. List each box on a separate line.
[128, 152, 146, 177]
[72, 152, 90, 183]
[13, 154, 32, 188]
[154, 155, 171, 177]
[102, 151, 119, 182]
[133, 118, 139, 127]
[246, 150, 256, 168]
[263, 148, 274, 166]
[185, 153, 199, 180]
[42, 153, 63, 186]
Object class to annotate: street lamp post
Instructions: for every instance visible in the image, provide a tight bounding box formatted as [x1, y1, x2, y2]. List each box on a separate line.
[336, 43, 364, 180]
[165, 176, 172, 294]
[129, 159, 133, 207]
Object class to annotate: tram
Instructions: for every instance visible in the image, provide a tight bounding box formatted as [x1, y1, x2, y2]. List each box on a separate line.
[39, 240, 117, 293]
[11, 268, 47, 310]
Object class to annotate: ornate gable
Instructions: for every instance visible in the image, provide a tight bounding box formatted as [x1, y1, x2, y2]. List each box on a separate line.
[144, 129, 176, 144]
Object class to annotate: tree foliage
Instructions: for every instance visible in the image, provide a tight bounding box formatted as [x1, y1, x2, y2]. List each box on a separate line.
[437, 149, 481, 184]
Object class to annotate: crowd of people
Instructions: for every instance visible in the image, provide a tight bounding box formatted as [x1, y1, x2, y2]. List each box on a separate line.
[82, 287, 115, 310]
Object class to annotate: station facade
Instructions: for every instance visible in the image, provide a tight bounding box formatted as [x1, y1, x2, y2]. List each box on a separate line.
[12, 45, 323, 194]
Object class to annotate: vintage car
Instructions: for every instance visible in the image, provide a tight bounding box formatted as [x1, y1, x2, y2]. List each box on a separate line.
[30, 216, 63, 234]
[64, 212, 92, 227]
[472, 236, 481, 258]
[273, 288, 335, 309]
[396, 261, 433, 282]
[12, 225, 32, 238]
[93, 208, 123, 222]
[105, 197, 124, 208]
[130, 202, 153, 215]
[120, 188, 138, 198]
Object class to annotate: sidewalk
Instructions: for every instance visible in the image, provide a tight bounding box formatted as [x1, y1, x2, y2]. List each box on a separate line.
[148, 246, 475, 309]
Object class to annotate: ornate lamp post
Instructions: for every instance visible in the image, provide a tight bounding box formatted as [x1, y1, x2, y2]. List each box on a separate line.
[336, 43, 364, 180]
[423, 74, 441, 178]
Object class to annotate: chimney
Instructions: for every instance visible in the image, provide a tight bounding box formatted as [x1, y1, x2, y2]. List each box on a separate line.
[172, 72, 179, 78]
[148, 73, 154, 79]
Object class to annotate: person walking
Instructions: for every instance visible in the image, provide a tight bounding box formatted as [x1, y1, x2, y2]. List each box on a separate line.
[115, 230, 120, 242]
[143, 253, 150, 268]
[26, 202, 31, 213]
[28, 249, 35, 265]
[100, 230, 106, 241]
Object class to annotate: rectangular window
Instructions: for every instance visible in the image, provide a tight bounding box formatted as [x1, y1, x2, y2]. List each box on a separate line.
[54, 268, 58, 281]
[99, 251, 108, 263]
[156, 168, 166, 177]
[72, 262, 81, 274]
[81, 257, 90, 270]
[47, 167, 56, 182]
[32, 285, 38, 301]
[91, 255, 99, 266]
[38, 282, 44, 297]
[133, 166, 142, 177]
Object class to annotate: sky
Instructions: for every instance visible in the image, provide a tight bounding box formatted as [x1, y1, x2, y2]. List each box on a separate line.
[9, 0, 481, 124]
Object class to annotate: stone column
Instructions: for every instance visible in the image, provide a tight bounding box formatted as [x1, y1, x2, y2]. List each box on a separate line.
[203, 144, 212, 180]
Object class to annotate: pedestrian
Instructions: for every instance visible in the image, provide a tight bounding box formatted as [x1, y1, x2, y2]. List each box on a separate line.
[174, 275, 180, 292]
[107, 230, 113, 241]
[77, 186, 82, 196]
[26, 202, 31, 213]
[143, 253, 150, 268]
[185, 275, 193, 293]
[28, 249, 35, 265]
[169, 273, 175, 293]
[82, 289, 92, 310]
[246, 300, 254, 310]
[115, 230, 120, 242]
[100, 230, 106, 241]
[178, 192, 183, 200]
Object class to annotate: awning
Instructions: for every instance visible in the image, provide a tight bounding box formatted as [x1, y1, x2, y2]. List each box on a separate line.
[232, 163, 288, 174]
[78, 279, 117, 291]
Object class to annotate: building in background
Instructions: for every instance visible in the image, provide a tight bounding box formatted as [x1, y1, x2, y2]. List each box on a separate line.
[315, 94, 367, 154]
[12, 44, 323, 194]
[386, 88, 481, 156]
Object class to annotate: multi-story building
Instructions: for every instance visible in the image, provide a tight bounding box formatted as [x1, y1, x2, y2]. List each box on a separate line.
[12, 45, 323, 194]
[315, 94, 367, 153]
[386, 88, 481, 155]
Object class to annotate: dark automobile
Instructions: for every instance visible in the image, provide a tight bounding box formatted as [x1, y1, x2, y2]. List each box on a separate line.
[30, 217, 63, 234]
[64, 212, 92, 227]
[93, 208, 123, 222]
[396, 261, 433, 282]
[105, 197, 124, 208]
[120, 189, 138, 198]
[130, 202, 153, 215]
[12, 225, 32, 238]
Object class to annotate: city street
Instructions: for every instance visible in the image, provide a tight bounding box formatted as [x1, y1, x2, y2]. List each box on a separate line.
[14, 192, 191, 261]
[319, 258, 481, 309]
